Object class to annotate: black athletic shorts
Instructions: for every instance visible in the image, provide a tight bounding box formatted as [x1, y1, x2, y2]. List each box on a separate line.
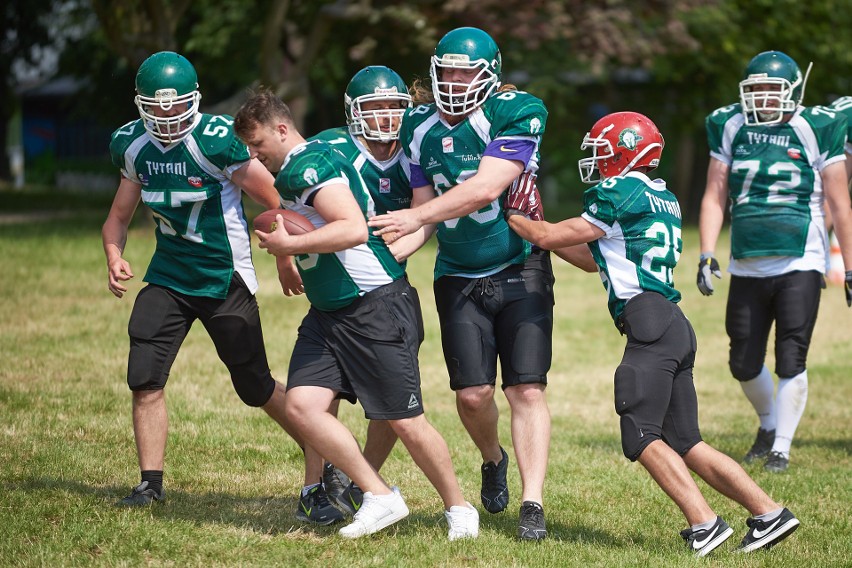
[286, 278, 425, 420]
[126, 273, 275, 405]
[616, 292, 702, 460]
[725, 270, 822, 380]
[433, 250, 555, 391]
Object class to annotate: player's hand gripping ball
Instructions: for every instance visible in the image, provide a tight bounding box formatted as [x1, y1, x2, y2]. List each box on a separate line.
[252, 208, 315, 235]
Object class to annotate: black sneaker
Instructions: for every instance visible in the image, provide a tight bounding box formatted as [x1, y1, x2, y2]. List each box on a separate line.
[323, 462, 350, 503]
[738, 508, 800, 552]
[764, 451, 789, 473]
[116, 481, 164, 507]
[295, 483, 345, 525]
[518, 501, 547, 540]
[743, 428, 775, 463]
[680, 516, 734, 557]
[333, 481, 365, 516]
[481, 446, 509, 513]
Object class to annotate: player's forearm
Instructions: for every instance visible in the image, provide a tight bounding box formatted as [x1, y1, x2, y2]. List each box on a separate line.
[698, 196, 725, 254]
[282, 219, 369, 255]
[553, 244, 597, 273]
[507, 216, 559, 249]
[415, 178, 500, 226]
[827, 202, 852, 270]
[102, 219, 128, 261]
[390, 224, 435, 262]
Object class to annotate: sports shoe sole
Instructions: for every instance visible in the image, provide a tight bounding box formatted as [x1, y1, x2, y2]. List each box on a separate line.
[739, 518, 800, 552]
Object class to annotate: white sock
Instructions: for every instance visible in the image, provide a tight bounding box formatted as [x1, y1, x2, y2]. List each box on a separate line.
[755, 508, 783, 522]
[773, 370, 809, 457]
[740, 366, 776, 431]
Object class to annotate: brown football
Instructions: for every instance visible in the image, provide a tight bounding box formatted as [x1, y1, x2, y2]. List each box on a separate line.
[252, 208, 315, 235]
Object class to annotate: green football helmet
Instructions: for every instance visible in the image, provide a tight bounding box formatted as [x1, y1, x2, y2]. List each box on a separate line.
[134, 51, 202, 143]
[739, 51, 811, 125]
[430, 27, 502, 116]
[344, 66, 411, 142]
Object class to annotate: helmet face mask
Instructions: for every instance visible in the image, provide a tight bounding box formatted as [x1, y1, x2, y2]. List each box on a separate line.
[430, 27, 502, 116]
[739, 51, 809, 126]
[135, 51, 201, 144]
[344, 66, 411, 142]
[578, 112, 664, 184]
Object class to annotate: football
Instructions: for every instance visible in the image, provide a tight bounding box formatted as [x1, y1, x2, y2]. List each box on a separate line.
[252, 208, 315, 235]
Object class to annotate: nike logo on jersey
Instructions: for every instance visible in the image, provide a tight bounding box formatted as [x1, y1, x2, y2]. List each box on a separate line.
[500, 145, 518, 153]
[751, 517, 783, 539]
[693, 526, 720, 549]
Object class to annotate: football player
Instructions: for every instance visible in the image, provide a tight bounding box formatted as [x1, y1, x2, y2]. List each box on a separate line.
[829, 95, 852, 179]
[506, 110, 800, 557]
[233, 89, 479, 540]
[103, 51, 307, 507]
[305, 66, 419, 517]
[697, 51, 852, 473]
[367, 26, 594, 540]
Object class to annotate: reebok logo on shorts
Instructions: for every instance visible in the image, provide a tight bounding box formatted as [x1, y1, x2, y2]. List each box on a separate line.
[407, 394, 419, 409]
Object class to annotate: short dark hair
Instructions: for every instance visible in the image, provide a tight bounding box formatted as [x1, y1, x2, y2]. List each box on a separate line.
[234, 88, 294, 139]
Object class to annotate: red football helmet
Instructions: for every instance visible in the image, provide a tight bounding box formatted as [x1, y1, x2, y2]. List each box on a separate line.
[578, 111, 664, 183]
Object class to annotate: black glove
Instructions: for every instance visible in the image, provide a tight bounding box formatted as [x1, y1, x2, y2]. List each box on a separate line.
[845, 270, 852, 307]
[505, 171, 544, 221]
[696, 254, 722, 296]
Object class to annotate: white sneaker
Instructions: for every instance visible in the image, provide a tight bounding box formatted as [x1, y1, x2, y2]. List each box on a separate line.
[338, 490, 409, 538]
[445, 502, 479, 541]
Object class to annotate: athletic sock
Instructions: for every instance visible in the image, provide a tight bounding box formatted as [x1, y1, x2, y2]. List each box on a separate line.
[773, 370, 808, 457]
[691, 517, 718, 531]
[740, 365, 776, 431]
[755, 507, 783, 522]
[301, 482, 320, 497]
[141, 470, 163, 494]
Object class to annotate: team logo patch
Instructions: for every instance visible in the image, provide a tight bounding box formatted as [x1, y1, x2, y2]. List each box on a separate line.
[137, 173, 149, 186]
[617, 128, 643, 150]
[379, 178, 391, 193]
[787, 148, 801, 159]
[589, 203, 599, 215]
[303, 168, 319, 185]
[529, 117, 542, 134]
[442, 137, 454, 153]
[188, 176, 202, 188]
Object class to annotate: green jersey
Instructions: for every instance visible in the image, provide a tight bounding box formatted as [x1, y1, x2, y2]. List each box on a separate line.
[274, 140, 404, 311]
[581, 172, 682, 324]
[109, 113, 256, 299]
[706, 104, 846, 273]
[310, 127, 413, 215]
[400, 90, 547, 279]
[829, 96, 852, 154]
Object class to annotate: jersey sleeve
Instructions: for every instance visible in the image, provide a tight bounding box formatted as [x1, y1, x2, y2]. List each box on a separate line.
[399, 105, 432, 166]
[193, 114, 250, 175]
[830, 96, 852, 153]
[275, 142, 347, 204]
[705, 104, 740, 164]
[109, 120, 145, 179]
[581, 183, 618, 236]
[800, 106, 848, 170]
[490, 91, 547, 140]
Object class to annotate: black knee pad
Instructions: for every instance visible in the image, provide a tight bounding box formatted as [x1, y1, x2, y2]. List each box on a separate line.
[619, 414, 657, 461]
[775, 353, 806, 380]
[614, 363, 659, 460]
[229, 365, 275, 407]
[729, 358, 763, 382]
[206, 313, 274, 407]
[510, 319, 552, 379]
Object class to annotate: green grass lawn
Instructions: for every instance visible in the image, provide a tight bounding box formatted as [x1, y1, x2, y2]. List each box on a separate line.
[1, 198, 850, 567]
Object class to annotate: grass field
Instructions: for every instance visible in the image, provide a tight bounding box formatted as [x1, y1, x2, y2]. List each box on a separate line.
[1, 195, 850, 567]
